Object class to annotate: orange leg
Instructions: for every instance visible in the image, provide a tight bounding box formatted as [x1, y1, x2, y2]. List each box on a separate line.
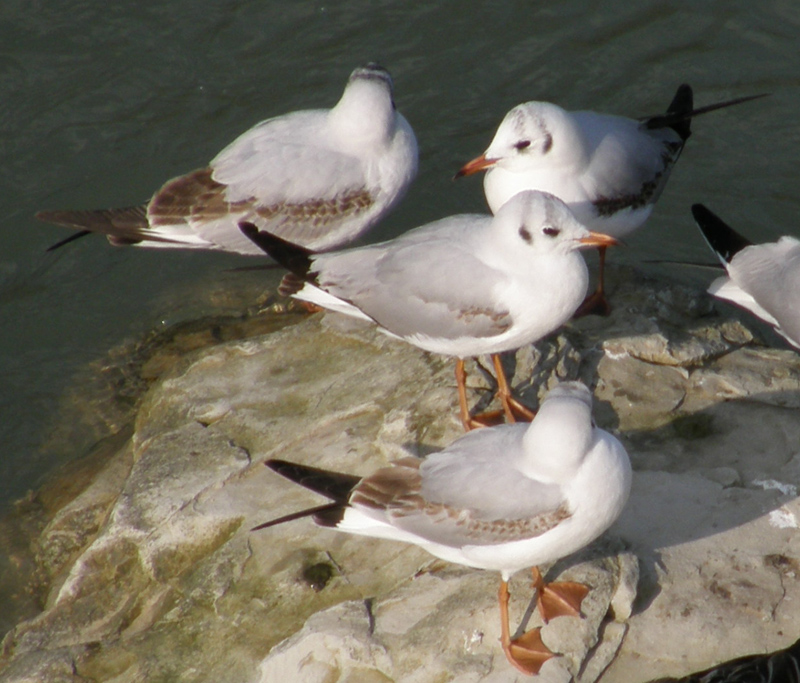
[574, 245, 612, 318]
[491, 354, 536, 423]
[455, 358, 472, 431]
[499, 579, 555, 676]
[531, 566, 590, 624]
[456, 356, 536, 431]
[455, 359, 506, 431]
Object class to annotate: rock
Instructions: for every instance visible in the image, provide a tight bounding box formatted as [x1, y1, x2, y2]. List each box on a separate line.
[607, 471, 800, 680]
[1, 266, 800, 682]
[256, 552, 637, 683]
[255, 600, 394, 683]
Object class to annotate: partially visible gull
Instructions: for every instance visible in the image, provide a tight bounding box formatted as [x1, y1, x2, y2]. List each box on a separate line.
[692, 203, 800, 350]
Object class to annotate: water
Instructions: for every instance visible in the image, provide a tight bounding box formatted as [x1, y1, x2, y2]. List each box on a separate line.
[2, 0, 799, 508]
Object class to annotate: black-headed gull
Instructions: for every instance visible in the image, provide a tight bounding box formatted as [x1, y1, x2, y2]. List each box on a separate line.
[691, 204, 800, 350]
[253, 381, 632, 675]
[457, 87, 767, 314]
[37, 63, 418, 255]
[239, 190, 618, 430]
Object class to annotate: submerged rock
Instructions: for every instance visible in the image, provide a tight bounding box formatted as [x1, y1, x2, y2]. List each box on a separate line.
[0, 266, 799, 682]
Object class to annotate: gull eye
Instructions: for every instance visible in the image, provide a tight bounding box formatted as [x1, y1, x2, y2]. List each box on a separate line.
[514, 140, 531, 151]
[543, 226, 560, 237]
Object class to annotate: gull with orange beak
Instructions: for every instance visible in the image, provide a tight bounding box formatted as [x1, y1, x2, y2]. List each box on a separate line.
[240, 190, 618, 429]
[253, 381, 632, 675]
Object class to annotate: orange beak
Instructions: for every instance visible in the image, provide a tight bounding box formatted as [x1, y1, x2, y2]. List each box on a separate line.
[578, 231, 620, 248]
[454, 153, 497, 179]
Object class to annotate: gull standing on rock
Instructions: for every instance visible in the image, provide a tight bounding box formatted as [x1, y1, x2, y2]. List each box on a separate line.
[37, 63, 418, 255]
[692, 203, 800, 350]
[253, 381, 632, 676]
[239, 190, 618, 430]
[456, 87, 767, 314]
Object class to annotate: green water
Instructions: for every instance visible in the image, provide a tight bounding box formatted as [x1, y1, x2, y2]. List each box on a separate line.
[1, 0, 798, 506]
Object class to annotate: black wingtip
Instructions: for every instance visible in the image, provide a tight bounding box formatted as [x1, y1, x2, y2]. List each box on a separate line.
[239, 222, 316, 278]
[265, 459, 361, 502]
[251, 502, 342, 531]
[666, 83, 694, 140]
[250, 459, 360, 531]
[44, 229, 92, 252]
[691, 204, 753, 265]
[644, 89, 769, 140]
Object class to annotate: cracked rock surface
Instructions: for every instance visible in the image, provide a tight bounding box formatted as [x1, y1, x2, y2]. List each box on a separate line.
[1, 267, 800, 682]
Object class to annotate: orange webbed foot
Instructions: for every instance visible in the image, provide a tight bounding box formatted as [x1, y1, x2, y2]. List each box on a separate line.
[503, 627, 555, 676]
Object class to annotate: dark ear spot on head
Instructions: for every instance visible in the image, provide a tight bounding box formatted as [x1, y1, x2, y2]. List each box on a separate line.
[542, 134, 553, 154]
[519, 226, 533, 243]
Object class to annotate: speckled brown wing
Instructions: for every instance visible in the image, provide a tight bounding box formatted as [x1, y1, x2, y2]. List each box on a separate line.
[350, 457, 571, 548]
[302, 216, 517, 342]
[148, 167, 235, 227]
[147, 165, 377, 252]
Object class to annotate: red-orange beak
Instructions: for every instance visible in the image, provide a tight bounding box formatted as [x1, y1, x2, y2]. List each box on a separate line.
[578, 231, 620, 248]
[454, 153, 497, 179]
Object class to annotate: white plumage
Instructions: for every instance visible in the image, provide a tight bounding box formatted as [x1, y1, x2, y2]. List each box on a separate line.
[257, 381, 631, 674]
[38, 63, 418, 255]
[693, 203, 800, 350]
[241, 190, 617, 428]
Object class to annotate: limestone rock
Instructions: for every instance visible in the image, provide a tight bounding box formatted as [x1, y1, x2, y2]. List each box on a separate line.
[1, 268, 800, 682]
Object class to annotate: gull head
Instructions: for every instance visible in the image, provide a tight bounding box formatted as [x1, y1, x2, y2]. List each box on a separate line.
[348, 63, 395, 102]
[541, 381, 594, 410]
[521, 381, 597, 480]
[331, 63, 397, 145]
[490, 190, 618, 259]
[458, 102, 581, 178]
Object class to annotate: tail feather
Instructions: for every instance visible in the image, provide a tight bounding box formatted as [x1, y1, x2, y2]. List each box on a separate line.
[36, 205, 178, 248]
[312, 505, 348, 528]
[251, 459, 361, 531]
[643, 89, 768, 141]
[239, 222, 317, 280]
[266, 459, 361, 502]
[664, 83, 693, 140]
[251, 502, 343, 530]
[45, 229, 92, 252]
[278, 272, 307, 297]
[691, 204, 753, 265]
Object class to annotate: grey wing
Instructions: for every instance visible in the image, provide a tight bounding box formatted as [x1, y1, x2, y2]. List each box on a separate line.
[211, 112, 368, 202]
[350, 446, 570, 549]
[577, 112, 682, 206]
[419, 425, 568, 520]
[315, 216, 514, 341]
[729, 238, 800, 348]
[203, 112, 376, 248]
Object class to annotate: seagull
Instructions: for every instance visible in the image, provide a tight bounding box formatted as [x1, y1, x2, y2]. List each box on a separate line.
[252, 381, 632, 676]
[239, 190, 618, 430]
[691, 204, 800, 350]
[37, 63, 418, 255]
[456, 87, 768, 315]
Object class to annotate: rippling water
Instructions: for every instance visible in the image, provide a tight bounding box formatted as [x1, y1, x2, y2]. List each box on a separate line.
[1, 0, 799, 508]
